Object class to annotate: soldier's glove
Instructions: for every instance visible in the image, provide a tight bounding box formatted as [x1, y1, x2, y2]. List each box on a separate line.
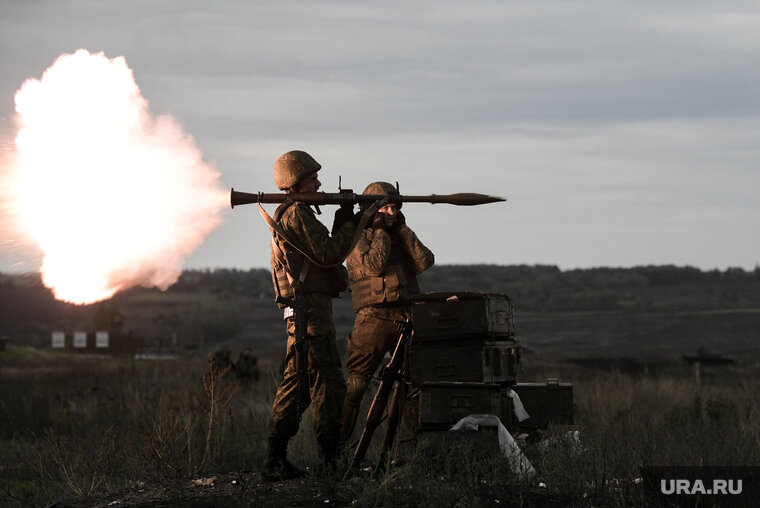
[370, 212, 389, 232]
[389, 210, 406, 233]
[332, 206, 355, 235]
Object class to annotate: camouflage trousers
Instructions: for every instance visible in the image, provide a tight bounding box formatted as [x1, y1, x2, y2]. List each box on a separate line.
[345, 307, 408, 378]
[267, 327, 346, 441]
[340, 306, 409, 441]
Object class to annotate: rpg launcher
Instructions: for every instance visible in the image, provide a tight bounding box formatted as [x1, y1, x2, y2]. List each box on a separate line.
[230, 187, 506, 209]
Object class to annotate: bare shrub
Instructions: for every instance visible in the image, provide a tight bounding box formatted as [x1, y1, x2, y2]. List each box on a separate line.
[37, 426, 116, 500]
[200, 353, 239, 471]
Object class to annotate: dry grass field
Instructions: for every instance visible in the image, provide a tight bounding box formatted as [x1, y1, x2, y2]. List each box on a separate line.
[2, 265, 759, 506]
[1, 345, 758, 507]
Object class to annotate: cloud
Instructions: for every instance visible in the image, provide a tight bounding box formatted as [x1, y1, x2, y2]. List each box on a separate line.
[2, 1, 760, 274]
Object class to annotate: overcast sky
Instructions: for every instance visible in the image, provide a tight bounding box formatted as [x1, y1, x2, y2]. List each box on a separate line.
[1, 1, 759, 273]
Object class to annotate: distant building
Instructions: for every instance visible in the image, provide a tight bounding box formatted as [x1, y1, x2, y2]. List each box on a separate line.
[49, 303, 142, 354]
[49, 329, 142, 354]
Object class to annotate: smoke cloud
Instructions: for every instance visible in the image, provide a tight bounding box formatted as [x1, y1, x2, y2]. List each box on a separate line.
[5, 49, 227, 304]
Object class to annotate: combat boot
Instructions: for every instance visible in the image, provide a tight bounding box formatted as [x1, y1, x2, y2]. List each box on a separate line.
[262, 435, 305, 481]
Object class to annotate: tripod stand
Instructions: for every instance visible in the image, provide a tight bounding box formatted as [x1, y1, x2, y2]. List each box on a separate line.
[342, 319, 412, 481]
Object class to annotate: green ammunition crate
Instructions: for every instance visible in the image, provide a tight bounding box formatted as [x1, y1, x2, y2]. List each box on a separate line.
[410, 292, 515, 341]
[418, 382, 514, 430]
[408, 340, 521, 385]
[512, 380, 574, 429]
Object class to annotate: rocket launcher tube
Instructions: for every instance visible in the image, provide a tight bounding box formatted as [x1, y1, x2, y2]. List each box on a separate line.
[230, 189, 506, 209]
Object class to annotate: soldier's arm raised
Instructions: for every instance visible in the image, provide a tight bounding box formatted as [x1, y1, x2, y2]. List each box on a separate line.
[282, 204, 357, 266]
[346, 230, 391, 279]
[396, 225, 434, 274]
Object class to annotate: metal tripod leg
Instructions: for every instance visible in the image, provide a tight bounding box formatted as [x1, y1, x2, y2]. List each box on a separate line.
[373, 379, 408, 477]
[341, 319, 412, 482]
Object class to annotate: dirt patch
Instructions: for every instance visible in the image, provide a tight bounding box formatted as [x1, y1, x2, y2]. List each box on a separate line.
[71, 471, 353, 508]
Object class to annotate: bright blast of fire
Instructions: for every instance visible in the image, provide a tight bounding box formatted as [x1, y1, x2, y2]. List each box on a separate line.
[5, 49, 227, 304]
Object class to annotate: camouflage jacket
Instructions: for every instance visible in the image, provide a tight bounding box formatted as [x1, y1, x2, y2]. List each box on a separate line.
[346, 223, 434, 311]
[270, 201, 354, 318]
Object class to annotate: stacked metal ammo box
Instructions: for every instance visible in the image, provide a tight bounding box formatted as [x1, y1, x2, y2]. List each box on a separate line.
[407, 292, 573, 433]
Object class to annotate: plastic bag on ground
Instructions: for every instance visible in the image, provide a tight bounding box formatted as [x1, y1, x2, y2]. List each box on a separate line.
[450, 414, 535, 480]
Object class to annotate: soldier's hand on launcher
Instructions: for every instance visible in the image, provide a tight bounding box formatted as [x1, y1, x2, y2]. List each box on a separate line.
[371, 212, 388, 232]
[389, 210, 405, 233]
[332, 205, 355, 235]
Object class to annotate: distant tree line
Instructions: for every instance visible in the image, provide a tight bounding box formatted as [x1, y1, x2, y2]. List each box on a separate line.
[427, 264, 760, 313]
[168, 268, 273, 297]
[167, 264, 760, 295]
[3, 264, 760, 346]
[117, 264, 760, 293]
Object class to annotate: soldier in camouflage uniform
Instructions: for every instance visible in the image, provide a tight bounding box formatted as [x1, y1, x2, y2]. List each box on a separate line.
[340, 181, 435, 442]
[263, 150, 363, 480]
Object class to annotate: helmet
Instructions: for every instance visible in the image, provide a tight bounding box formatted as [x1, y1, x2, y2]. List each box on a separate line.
[362, 181, 400, 210]
[273, 150, 321, 190]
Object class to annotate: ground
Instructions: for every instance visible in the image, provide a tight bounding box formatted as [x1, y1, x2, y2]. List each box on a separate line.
[71, 471, 345, 508]
[65, 470, 568, 508]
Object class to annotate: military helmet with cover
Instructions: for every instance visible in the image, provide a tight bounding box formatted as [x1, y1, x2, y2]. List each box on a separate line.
[273, 150, 321, 190]
[361, 181, 401, 210]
